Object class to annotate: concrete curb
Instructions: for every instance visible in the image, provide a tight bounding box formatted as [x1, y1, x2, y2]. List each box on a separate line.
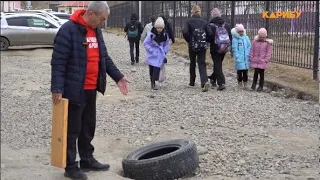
[170, 50, 318, 102]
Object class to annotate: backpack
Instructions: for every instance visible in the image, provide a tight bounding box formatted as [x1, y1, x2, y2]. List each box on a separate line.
[191, 28, 207, 52]
[210, 23, 231, 53]
[127, 22, 138, 38]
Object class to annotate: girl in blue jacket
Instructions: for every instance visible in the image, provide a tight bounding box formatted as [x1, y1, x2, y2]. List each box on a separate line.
[231, 24, 251, 89]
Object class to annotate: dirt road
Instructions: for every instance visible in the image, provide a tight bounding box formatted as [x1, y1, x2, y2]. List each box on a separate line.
[1, 33, 318, 180]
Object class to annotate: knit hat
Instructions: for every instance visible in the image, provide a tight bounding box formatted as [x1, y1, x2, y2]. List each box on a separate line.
[235, 24, 245, 32]
[211, 8, 221, 18]
[154, 17, 165, 28]
[258, 28, 267, 37]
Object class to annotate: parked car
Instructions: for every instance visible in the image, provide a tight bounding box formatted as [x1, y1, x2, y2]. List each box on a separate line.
[43, 9, 53, 13]
[50, 12, 71, 21]
[0, 13, 61, 51]
[5, 11, 62, 26]
[7, 10, 65, 25]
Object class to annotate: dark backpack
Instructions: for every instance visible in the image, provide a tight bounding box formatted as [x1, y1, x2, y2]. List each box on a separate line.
[127, 22, 138, 38]
[210, 23, 231, 53]
[191, 28, 207, 52]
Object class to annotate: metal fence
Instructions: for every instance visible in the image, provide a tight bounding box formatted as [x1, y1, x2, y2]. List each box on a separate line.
[108, 1, 319, 79]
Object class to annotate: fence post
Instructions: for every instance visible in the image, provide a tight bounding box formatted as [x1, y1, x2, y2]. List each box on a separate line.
[179, 1, 182, 37]
[231, 1, 235, 28]
[151, 1, 154, 15]
[162, 1, 164, 13]
[207, 1, 210, 22]
[188, 1, 191, 18]
[173, 1, 176, 37]
[143, 2, 146, 25]
[265, 1, 270, 33]
[313, 0, 319, 80]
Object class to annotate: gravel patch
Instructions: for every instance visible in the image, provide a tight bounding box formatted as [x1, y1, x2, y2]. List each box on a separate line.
[1, 33, 318, 179]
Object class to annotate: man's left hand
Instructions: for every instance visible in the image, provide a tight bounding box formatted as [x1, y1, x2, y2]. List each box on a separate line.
[117, 77, 130, 95]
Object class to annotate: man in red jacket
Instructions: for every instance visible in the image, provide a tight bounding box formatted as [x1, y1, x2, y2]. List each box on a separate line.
[51, 2, 129, 180]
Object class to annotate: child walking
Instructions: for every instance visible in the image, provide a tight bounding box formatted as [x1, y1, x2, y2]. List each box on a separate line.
[143, 17, 170, 90]
[231, 24, 251, 89]
[249, 28, 273, 92]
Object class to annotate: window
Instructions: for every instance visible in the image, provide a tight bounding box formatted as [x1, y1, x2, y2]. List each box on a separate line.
[54, 14, 70, 20]
[6, 17, 28, 26]
[26, 17, 51, 28]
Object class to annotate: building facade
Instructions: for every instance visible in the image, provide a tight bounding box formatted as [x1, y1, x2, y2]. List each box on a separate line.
[57, 1, 89, 14]
[1, 1, 21, 12]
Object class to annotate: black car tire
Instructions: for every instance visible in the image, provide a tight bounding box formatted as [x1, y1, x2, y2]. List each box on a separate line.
[122, 139, 199, 180]
[0, 37, 9, 51]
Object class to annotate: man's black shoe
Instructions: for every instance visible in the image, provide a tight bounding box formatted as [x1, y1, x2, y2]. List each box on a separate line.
[80, 159, 110, 172]
[64, 168, 87, 180]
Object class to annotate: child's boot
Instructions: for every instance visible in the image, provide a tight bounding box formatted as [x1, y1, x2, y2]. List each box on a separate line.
[217, 84, 226, 91]
[257, 81, 264, 92]
[210, 79, 217, 89]
[151, 78, 158, 90]
[153, 81, 159, 90]
[251, 83, 256, 91]
[243, 82, 248, 90]
[238, 82, 243, 88]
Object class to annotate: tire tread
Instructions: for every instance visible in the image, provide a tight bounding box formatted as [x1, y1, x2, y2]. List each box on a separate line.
[122, 140, 199, 180]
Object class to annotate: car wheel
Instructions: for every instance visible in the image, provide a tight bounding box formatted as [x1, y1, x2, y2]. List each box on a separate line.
[122, 139, 199, 180]
[0, 37, 9, 51]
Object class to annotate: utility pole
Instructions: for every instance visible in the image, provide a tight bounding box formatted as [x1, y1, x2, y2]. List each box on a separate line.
[26, 1, 32, 10]
[8, 1, 11, 11]
[313, 0, 319, 80]
[138, 1, 141, 22]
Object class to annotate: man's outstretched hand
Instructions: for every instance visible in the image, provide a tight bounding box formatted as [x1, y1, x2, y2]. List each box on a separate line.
[117, 77, 130, 95]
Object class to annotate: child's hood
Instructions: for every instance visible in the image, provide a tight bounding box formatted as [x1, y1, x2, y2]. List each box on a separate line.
[231, 27, 247, 39]
[254, 35, 274, 44]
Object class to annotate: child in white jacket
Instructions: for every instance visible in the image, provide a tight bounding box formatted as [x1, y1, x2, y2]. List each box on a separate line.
[141, 16, 156, 42]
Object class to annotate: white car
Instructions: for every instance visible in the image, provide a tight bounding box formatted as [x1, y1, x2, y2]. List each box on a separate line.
[50, 12, 71, 24]
[0, 13, 61, 50]
[9, 10, 65, 25]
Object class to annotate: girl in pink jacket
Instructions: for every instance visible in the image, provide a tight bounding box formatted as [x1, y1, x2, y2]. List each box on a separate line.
[249, 28, 273, 92]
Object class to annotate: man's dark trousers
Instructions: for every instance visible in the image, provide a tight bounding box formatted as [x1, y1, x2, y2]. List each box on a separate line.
[189, 47, 208, 86]
[129, 40, 140, 62]
[65, 90, 97, 171]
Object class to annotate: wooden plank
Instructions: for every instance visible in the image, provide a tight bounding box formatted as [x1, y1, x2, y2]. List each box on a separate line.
[51, 98, 68, 169]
